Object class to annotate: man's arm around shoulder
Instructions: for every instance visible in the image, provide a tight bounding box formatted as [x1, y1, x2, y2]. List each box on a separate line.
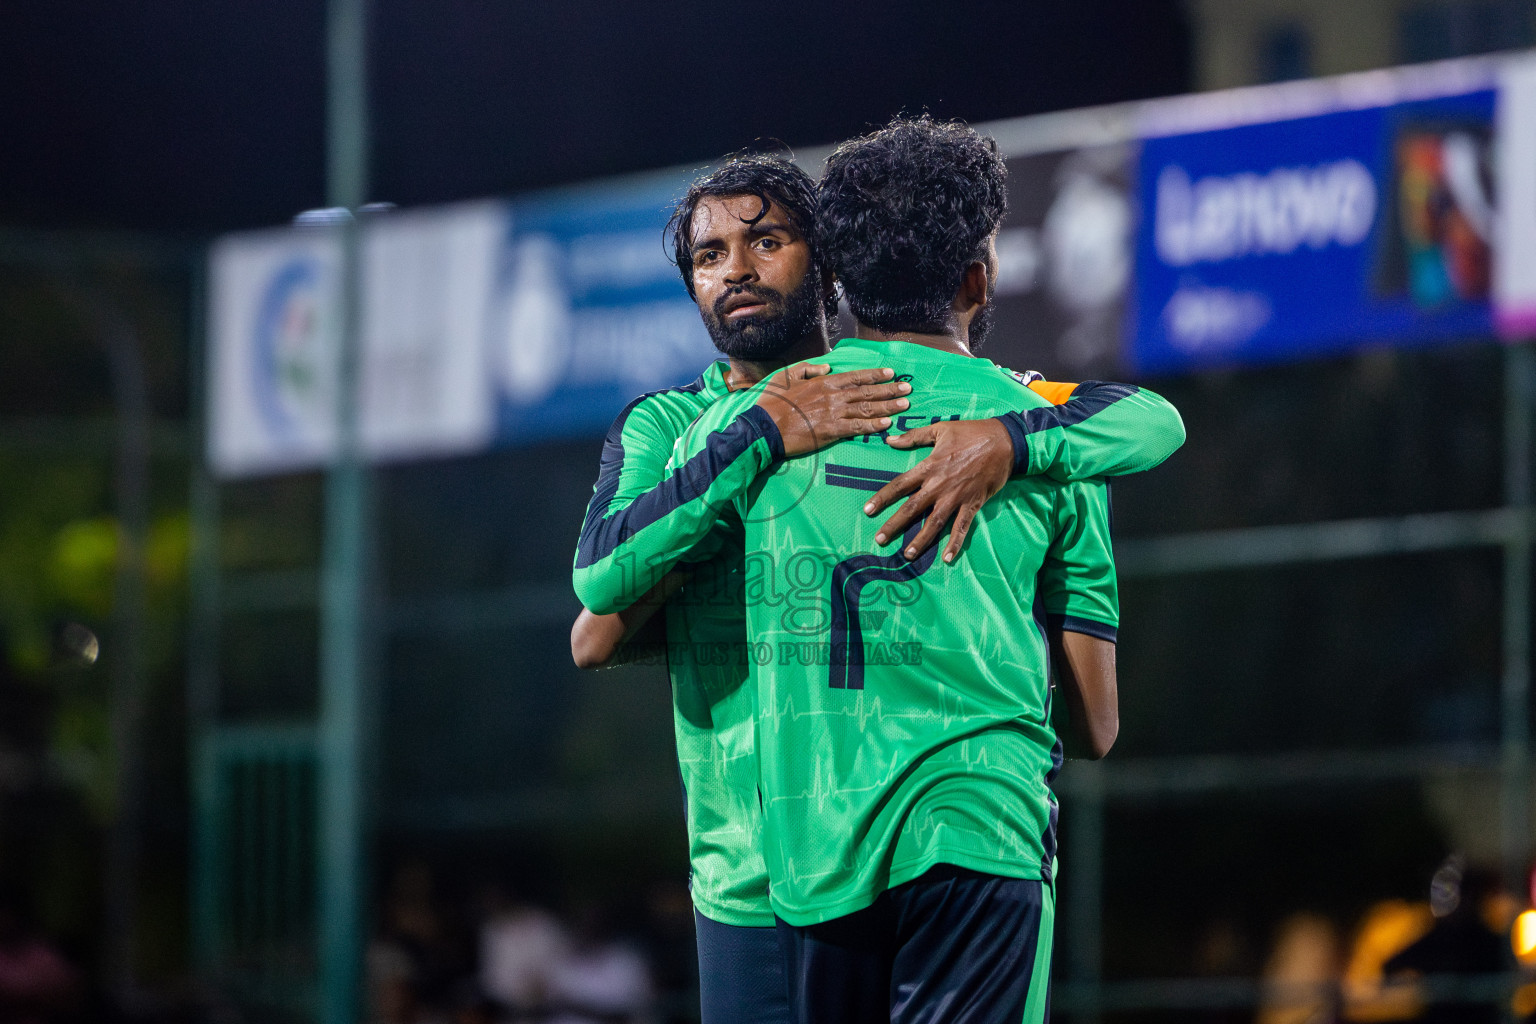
[999, 379, 1186, 482]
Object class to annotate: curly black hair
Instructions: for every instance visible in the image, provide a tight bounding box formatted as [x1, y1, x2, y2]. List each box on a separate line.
[817, 116, 1008, 334]
[665, 153, 821, 304]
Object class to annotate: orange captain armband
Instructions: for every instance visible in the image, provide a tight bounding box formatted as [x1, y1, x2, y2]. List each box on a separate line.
[1027, 379, 1078, 407]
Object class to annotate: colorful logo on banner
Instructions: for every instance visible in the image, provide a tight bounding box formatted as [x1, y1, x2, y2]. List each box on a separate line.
[1131, 90, 1497, 373]
[251, 256, 335, 445]
[490, 180, 717, 445]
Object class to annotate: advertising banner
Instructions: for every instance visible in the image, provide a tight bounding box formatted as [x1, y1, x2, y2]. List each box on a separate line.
[986, 144, 1137, 380]
[489, 179, 717, 446]
[209, 176, 723, 473]
[361, 202, 503, 462]
[1131, 89, 1497, 373]
[209, 225, 343, 477]
[1497, 55, 1536, 339]
[208, 201, 505, 478]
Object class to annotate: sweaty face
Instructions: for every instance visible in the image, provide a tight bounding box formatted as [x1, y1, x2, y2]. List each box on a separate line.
[688, 194, 823, 360]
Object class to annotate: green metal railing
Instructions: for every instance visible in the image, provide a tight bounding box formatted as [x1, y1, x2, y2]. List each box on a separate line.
[193, 725, 319, 1019]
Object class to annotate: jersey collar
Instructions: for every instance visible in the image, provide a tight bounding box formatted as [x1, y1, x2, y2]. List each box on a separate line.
[832, 336, 994, 368]
[699, 360, 733, 399]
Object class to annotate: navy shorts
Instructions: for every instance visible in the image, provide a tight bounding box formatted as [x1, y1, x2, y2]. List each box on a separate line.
[694, 909, 792, 1024]
[774, 865, 1056, 1024]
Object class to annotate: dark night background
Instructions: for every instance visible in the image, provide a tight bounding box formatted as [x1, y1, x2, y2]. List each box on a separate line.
[10, 4, 1522, 1021]
[1, 0, 1190, 233]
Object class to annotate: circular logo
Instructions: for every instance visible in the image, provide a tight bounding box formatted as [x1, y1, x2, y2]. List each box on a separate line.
[498, 234, 572, 405]
[1044, 173, 1131, 312]
[251, 256, 335, 444]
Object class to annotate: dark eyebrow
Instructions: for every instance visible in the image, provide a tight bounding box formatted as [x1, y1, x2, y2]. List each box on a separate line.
[690, 217, 794, 256]
[748, 219, 795, 238]
[688, 228, 726, 254]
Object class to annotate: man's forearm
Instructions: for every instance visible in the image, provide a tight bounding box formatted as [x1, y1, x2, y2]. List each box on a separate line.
[998, 381, 1185, 482]
[572, 406, 782, 613]
[571, 572, 688, 669]
[1049, 628, 1119, 759]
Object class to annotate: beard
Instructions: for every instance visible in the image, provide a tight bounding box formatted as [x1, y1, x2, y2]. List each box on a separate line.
[968, 282, 997, 352]
[700, 272, 824, 361]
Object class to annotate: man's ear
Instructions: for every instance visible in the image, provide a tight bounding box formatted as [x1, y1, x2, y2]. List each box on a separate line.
[956, 260, 990, 313]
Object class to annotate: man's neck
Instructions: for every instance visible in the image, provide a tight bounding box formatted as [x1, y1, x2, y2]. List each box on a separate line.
[724, 331, 831, 390]
[852, 321, 972, 357]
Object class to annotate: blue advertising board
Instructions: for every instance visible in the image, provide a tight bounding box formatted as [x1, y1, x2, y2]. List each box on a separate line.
[1131, 89, 1497, 373]
[489, 177, 718, 445]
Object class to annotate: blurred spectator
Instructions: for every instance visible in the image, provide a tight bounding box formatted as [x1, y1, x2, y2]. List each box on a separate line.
[478, 882, 569, 1018]
[1193, 916, 1257, 1024]
[544, 900, 652, 1024]
[1197, 917, 1255, 977]
[1256, 912, 1343, 1024]
[0, 885, 82, 1024]
[1381, 859, 1508, 1024]
[371, 859, 671, 1023]
[1343, 899, 1435, 1022]
[639, 881, 696, 1024]
[368, 860, 470, 1024]
[368, 938, 424, 1024]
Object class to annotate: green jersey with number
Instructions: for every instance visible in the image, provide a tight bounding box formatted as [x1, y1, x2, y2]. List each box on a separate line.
[668, 339, 1120, 926]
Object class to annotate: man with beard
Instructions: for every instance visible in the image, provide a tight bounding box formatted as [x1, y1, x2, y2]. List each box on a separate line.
[570, 151, 1182, 1023]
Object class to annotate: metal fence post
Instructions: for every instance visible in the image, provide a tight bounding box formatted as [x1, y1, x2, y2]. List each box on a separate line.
[186, 256, 224, 977]
[1502, 342, 1533, 889]
[317, 0, 371, 1020]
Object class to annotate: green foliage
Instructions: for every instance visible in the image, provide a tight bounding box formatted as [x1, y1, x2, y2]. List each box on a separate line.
[49, 516, 118, 620]
[0, 443, 191, 955]
[0, 452, 109, 671]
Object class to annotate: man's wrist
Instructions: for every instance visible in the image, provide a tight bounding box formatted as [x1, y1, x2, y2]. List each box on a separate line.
[994, 411, 1032, 476]
[741, 404, 786, 462]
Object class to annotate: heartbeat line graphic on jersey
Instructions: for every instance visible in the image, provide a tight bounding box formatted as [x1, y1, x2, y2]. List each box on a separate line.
[761, 724, 1047, 806]
[761, 681, 1052, 736]
[768, 686, 965, 730]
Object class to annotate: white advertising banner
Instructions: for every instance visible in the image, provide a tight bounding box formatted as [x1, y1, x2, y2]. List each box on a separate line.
[207, 201, 506, 478]
[1497, 54, 1536, 339]
[359, 201, 502, 461]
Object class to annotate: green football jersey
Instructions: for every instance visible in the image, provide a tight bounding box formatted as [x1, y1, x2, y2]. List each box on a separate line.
[573, 362, 1180, 617]
[661, 540, 773, 926]
[668, 339, 1120, 926]
[573, 345, 1179, 927]
[577, 361, 776, 926]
